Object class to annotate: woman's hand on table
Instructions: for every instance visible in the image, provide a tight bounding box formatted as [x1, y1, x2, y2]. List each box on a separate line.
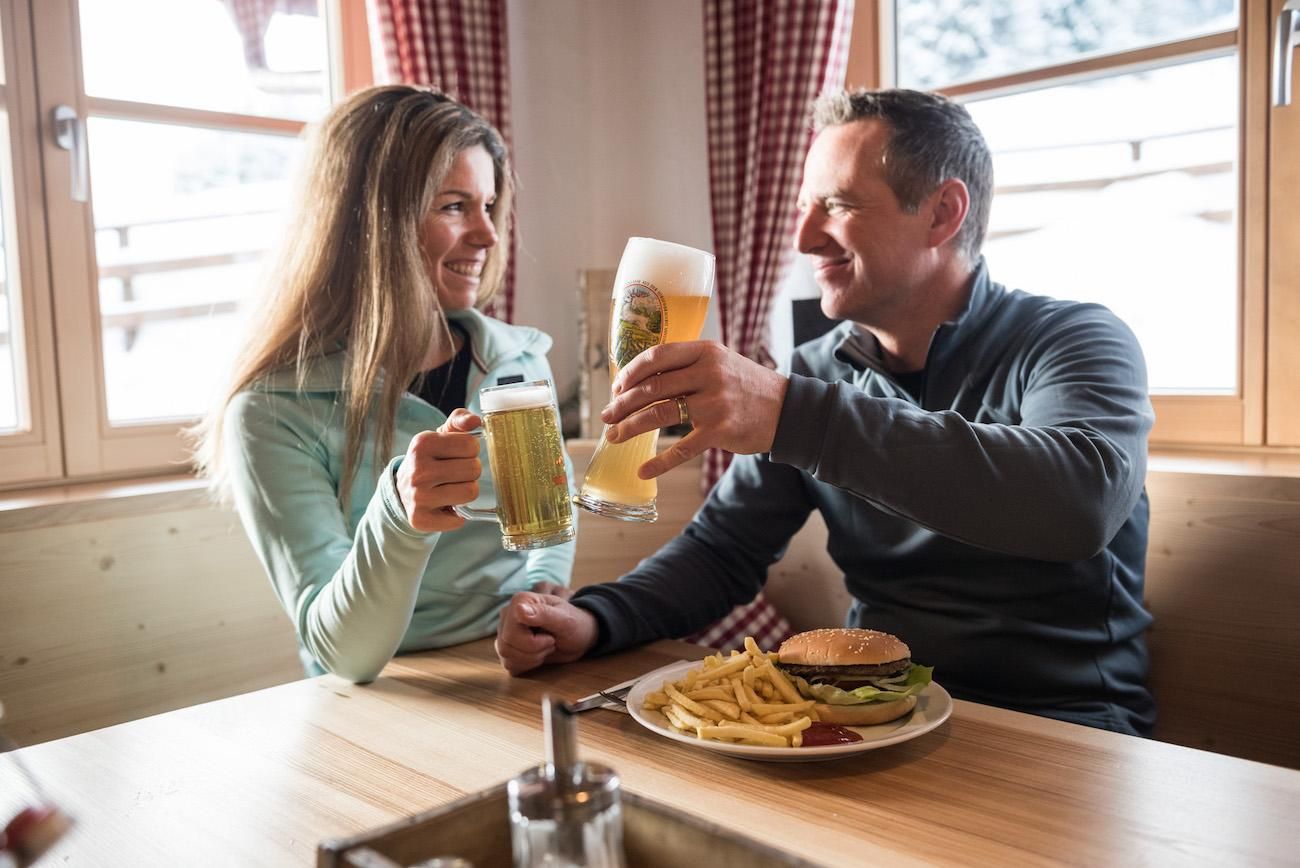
[395, 408, 483, 532]
[495, 592, 597, 675]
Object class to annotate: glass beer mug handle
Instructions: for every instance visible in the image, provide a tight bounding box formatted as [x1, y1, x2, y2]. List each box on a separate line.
[451, 431, 498, 523]
[451, 503, 498, 522]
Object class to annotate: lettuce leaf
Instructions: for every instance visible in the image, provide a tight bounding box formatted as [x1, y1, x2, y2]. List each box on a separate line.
[793, 664, 933, 706]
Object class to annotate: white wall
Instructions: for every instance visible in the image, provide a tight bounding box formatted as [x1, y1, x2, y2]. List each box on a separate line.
[507, 0, 716, 404]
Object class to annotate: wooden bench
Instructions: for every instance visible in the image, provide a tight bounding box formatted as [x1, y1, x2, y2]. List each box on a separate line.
[3, 451, 1297, 770]
[0, 444, 702, 748]
[0, 442, 713, 747]
[572, 445, 1300, 770]
[1143, 461, 1300, 768]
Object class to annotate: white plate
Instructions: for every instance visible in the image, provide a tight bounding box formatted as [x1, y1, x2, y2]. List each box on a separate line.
[625, 658, 953, 762]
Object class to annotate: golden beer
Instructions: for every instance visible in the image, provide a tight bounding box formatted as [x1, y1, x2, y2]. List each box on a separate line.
[575, 238, 715, 521]
[454, 380, 575, 550]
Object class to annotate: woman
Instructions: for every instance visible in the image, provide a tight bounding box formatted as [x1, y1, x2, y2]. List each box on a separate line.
[194, 86, 574, 683]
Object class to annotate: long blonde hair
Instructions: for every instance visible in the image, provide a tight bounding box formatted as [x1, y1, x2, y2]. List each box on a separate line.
[193, 85, 514, 501]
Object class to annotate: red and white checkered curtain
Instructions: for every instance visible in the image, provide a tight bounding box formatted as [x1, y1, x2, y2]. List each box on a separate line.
[221, 0, 320, 69]
[371, 0, 517, 322]
[685, 0, 853, 653]
[701, 0, 853, 486]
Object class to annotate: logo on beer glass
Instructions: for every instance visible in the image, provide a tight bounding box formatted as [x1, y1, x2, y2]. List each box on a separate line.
[453, 380, 576, 551]
[611, 282, 664, 368]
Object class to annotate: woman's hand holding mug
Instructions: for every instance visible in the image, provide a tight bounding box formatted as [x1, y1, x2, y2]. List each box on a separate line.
[396, 408, 483, 533]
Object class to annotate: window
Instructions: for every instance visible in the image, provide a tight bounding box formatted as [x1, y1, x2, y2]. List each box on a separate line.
[0, 0, 341, 487]
[858, 0, 1300, 446]
[967, 57, 1239, 396]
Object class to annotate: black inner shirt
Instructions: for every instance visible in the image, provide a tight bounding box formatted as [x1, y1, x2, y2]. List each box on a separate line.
[893, 368, 926, 404]
[410, 322, 472, 416]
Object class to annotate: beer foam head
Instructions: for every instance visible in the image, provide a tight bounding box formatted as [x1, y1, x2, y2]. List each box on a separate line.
[615, 237, 715, 297]
[480, 381, 553, 414]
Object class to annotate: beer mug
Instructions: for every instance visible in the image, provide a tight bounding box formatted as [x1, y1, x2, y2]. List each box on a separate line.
[452, 380, 576, 551]
[574, 238, 715, 522]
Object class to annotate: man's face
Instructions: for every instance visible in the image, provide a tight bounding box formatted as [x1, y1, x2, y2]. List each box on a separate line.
[794, 119, 935, 327]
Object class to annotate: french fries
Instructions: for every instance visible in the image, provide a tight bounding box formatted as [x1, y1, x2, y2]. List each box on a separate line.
[641, 638, 818, 748]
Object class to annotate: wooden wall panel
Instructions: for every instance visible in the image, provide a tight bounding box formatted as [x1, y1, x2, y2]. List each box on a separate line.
[1144, 469, 1300, 768]
[0, 505, 301, 746]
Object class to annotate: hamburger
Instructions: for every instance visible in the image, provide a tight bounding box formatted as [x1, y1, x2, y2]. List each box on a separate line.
[776, 628, 932, 726]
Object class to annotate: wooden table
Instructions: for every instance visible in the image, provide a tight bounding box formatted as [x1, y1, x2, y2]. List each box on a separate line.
[3, 639, 1299, 866]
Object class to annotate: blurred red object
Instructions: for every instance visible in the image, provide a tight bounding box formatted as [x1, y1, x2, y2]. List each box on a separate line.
[1, 804, 73, 866]
[2, 701, 74, 866]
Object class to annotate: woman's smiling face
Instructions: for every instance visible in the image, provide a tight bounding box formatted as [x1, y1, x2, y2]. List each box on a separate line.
[421, 144, 499, 311]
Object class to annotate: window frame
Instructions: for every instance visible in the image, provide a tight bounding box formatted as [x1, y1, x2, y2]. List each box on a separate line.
[0, 0, 61, 485]
[0, 0, 370, 489]
[853, 0, 1279, 448]
[1266, 0, 1300, 446]
[35, 0, 327, 480]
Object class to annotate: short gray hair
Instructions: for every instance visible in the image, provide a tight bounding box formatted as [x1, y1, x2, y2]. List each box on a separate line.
[812, 88, 993, 262]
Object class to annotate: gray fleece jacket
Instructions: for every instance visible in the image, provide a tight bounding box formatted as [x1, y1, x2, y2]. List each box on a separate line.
[572, 261, 1156, 735]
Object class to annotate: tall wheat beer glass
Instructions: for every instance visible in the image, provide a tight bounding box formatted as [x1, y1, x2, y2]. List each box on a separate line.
[574, 237, 714, 521]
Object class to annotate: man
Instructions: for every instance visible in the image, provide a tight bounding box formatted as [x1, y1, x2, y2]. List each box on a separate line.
[497, 89, 1156, 735]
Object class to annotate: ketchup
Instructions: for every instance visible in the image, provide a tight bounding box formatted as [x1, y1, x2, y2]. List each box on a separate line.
[800, 722, 864, 747]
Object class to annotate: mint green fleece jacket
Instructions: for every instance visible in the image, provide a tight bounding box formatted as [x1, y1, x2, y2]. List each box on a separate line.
[223, 308, 575, 682]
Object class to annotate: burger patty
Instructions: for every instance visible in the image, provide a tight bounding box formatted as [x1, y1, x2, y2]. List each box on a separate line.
[776, 660, 910, 683]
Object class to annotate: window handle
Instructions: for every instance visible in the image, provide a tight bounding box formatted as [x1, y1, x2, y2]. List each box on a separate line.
[52, 105, 88, 202]
[1276, 0, 1300, 107]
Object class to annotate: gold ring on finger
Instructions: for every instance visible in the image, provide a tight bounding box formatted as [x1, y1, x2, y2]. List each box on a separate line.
[674, 395, 691, 427]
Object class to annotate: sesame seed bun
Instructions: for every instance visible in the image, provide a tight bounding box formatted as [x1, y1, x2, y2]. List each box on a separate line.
[777, 628, 911, 668]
